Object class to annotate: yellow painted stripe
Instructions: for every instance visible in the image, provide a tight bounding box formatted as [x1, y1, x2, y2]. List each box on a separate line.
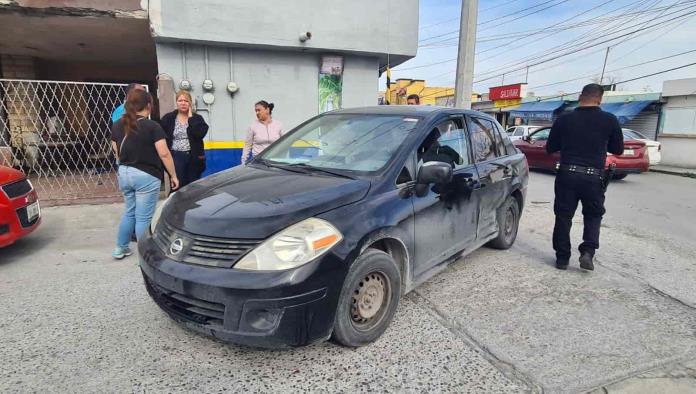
[204, 140, 321, 149]
[204, 141, 245, 149]
[291, 140, 321, 148]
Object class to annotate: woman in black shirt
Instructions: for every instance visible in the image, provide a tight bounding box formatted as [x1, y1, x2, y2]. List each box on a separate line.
[110, 90, 178, 259]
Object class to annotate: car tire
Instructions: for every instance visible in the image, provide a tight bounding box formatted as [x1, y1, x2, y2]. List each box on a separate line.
[331, 249, 401, 347]
[612, 174, 628, 180]
[488, 196, 520, 250]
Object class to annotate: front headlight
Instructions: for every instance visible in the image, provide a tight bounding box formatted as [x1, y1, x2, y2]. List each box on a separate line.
[234, 218, 343, 271]
[150, 192, 175, 233]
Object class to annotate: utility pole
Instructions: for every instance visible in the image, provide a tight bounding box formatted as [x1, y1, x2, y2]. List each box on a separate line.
[454, 0, 479, 109]
[600, 47, 611, 85]
[525, 66, 530, 83]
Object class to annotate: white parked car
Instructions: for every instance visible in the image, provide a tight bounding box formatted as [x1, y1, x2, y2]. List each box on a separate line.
[506, 125, 541, 142]
[622, 128, 661, 165]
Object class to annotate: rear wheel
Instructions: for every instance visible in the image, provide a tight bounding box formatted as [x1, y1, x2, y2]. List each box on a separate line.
[332, 249, 401, 347]
[612, 173, 628, 180]
[488, 196, 520, 250]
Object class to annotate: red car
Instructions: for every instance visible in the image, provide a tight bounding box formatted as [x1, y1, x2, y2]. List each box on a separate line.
[0, 165, 41, 247]
[513, 127, 649, 180]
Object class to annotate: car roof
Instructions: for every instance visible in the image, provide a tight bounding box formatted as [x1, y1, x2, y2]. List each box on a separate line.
[328, 105, 491, 119]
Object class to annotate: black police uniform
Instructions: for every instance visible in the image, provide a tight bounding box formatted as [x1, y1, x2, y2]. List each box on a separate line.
[546, 106, 624, 265]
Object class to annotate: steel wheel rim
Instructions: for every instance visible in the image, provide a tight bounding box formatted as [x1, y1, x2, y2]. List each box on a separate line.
[504, 206, 516, 240]
[350, 271, 391, 332]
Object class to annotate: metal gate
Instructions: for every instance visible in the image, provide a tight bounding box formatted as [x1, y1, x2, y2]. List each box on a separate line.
[0, 79, 130, 205]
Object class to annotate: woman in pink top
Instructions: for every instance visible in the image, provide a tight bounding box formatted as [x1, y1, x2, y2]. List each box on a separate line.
[241, 100, 284, 164]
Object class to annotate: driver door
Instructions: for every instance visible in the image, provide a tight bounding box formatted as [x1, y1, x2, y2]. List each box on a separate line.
[412, 117, 481, 278]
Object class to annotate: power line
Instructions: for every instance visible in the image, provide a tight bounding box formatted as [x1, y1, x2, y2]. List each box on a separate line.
[532, 48, 696, 89]
[419, 0, 567, 43]
[473, 6, 696, 83]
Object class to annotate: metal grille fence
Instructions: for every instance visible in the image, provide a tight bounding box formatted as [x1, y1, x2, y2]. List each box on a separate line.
[0, 79, 132, 205]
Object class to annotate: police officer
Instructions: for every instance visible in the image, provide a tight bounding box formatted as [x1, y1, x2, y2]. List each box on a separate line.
[546, 84, 624, 271]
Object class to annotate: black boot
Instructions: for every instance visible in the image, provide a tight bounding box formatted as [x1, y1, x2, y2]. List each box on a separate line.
[556, 259, 569, 270]
[579, 253, 594, 271]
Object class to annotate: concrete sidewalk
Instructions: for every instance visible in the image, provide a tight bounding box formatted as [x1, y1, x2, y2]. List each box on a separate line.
[650, 165, 696, 178]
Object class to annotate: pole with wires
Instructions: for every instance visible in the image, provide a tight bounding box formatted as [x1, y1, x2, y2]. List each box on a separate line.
[455, 0, 479, 109]
[600, 46, 611, 85]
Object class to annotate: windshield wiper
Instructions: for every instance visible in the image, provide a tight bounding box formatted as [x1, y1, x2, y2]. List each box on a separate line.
[285, 163, 356, 180]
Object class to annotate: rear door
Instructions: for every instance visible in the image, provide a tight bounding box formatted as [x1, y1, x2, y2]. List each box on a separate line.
[412, 116, 481, 277]
[467, 116, 509, 240]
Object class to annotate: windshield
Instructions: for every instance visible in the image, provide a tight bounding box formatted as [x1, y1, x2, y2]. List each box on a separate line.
[258, 114, 420, 173]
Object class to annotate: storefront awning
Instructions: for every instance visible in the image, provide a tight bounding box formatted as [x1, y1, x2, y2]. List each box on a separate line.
[600, 101, 653, 124]
[509, 101, 564, 121]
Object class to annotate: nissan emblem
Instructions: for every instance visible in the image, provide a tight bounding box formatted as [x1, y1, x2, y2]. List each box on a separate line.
[170, 238, 184, 255]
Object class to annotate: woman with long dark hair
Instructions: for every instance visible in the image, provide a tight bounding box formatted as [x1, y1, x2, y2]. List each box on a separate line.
[241, 100, 284, 165]
[160, 90, 209, 187]
[110, 89, 178, 259]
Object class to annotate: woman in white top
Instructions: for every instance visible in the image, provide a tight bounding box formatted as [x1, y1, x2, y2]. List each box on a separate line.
[241, 100, 284, 164]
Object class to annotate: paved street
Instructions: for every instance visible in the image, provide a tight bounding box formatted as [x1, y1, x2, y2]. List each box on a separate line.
[1, 171, 695, 393]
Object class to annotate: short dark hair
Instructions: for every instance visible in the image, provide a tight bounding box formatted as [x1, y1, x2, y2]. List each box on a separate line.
[126, 83, 142, 93]
[255, 100, 275, 113]
[580, 83, 604, 100]
[407, 94, 420, 103]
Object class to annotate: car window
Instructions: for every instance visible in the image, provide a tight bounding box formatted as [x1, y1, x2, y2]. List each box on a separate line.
[491, 122, 507, 157]
[418, 119, 471, 169]
[530, 128, 551, 141]
[469, 117, 498, 163]
[506, 127, 516, 135]
[513, 127, 525, 136]
[496, 123, 517, 155]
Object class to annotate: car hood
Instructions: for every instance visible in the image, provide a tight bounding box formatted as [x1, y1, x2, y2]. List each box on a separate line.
[163, 165, 371, 239]
[0, 166, 25, 186]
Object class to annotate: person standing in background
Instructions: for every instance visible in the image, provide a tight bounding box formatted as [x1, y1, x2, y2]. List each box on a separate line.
[241, 100, 284, 165]
[160, 90, 209, 187]
[111, 83, 145, 124]
[110, 90, 178, 260]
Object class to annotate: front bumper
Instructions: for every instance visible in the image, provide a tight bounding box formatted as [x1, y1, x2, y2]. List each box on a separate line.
[0, 190, 41, 248]
[138, 233, 346, 348]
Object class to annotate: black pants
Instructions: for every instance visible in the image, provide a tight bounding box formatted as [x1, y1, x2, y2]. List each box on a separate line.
[552, 171, 606, 261]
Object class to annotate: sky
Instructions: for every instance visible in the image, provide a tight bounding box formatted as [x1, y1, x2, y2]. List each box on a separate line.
[380, 0, 696, 98]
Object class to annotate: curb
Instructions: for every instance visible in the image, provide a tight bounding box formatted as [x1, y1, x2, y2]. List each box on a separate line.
[649, 168, 696, 178]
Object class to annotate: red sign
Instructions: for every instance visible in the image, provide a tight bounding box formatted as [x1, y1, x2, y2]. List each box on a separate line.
[489, 84, 525, 101]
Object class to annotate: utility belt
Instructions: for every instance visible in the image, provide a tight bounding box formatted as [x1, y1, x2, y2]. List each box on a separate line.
[556, 163, 605, 179]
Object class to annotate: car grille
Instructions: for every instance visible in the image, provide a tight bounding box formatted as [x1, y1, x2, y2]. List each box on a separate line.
[2, 179, 32, 199]
[144, 275, 225, 327]
[16, 205, 39, 228]
[154, 221, 262, 268]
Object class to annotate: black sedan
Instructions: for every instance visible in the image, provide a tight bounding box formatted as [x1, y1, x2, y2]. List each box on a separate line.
[139, 106, 529, 348]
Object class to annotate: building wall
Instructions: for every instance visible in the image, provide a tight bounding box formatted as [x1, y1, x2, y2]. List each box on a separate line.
[155, 42, 379, 173]
[148, 0, 417, 67]
[660, 94, 696, 168]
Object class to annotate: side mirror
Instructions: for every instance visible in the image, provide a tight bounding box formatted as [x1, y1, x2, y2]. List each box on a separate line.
[522, 135, 531, 142]
[415, 161, 453, 198]
[417, 161, 453, 185]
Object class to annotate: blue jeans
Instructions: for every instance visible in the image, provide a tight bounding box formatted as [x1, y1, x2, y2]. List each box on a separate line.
[116, 165, 161, 248]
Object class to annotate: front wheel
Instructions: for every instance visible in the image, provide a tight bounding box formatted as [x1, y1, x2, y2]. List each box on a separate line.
[488, 196, 520, 250]
[332, 249, 401, 347]
[612, 173, 628, 180]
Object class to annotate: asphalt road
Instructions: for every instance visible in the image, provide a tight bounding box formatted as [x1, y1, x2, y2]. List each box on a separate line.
[1, 171, 695, 393]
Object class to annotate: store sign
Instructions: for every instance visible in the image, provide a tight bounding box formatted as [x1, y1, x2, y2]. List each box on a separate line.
[494, 98, 521, 108]
[319, 55, 344, 113]
[489, 84, 527, 101]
